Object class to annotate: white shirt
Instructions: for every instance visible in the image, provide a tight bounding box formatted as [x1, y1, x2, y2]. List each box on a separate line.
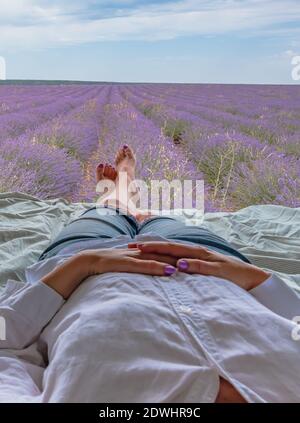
[0, 234, 300, 403]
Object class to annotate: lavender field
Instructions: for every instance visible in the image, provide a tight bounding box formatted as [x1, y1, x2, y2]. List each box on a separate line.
[0, 83, 299, 211]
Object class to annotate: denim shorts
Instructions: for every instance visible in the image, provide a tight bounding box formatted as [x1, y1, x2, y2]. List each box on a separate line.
[39, 206, 250, 263]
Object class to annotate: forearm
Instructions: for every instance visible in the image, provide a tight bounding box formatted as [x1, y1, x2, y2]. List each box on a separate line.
[0, 253, 105, 350]
[41, 253, 96, 299]
[0, 253, 96, 349]
[233, 263, 271, 291]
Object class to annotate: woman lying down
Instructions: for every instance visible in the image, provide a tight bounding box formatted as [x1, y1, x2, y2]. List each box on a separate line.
[1, 146, 300, 403]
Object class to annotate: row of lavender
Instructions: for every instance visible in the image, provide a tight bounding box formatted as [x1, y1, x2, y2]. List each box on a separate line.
[121, 84, 300, 209]
[0, 85, 111, 200]
[0, 83, 299, 210]
[0, 84, 201, 205]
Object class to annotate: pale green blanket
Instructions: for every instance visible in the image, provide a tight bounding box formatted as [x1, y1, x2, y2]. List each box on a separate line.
[1, 193, 299, 292]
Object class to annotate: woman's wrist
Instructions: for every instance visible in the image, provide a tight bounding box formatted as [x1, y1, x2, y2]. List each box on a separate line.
[42, 254, 94, 299]
[77, 250, 108, 277]
[244, 266, 271, 290]
[226, 262, 271, 291]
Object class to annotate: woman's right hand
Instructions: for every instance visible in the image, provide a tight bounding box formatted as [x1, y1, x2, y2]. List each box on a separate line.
[80, 247, 177, 278]
[42, 248, 177, 299]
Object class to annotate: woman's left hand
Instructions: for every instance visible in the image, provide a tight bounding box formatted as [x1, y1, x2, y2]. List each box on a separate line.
[129, 241, 270, 291]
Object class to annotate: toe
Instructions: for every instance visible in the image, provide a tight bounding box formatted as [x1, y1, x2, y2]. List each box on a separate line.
[107, 165, 114, 179]
[115, 147, 126, 165]
[111, 167, 118, 180]
[103, 163, 110, 177]
[125, 149, 132, 158]
[125, 146, 135, 161]
[96, 163, 104, 181]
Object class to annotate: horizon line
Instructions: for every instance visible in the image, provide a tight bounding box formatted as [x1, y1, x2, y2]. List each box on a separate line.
[0, 79, 299, 87]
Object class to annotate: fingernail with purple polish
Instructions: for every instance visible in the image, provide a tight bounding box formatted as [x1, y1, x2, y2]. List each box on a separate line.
[178, 260, 189, 271]
[123, 144, 128, 149]
[98, 163, 103, 168]
[164, 265, 176, 276]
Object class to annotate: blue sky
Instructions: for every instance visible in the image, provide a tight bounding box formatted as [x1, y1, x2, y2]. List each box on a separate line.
[0, 0, 299, 83]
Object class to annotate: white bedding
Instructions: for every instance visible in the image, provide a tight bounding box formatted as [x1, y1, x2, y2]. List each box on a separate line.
[0, 192, 299, 291]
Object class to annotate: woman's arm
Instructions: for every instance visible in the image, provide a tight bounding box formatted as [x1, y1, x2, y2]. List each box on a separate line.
[0, 248, 176, 402]
[42, 247, 177, 299]
[0, 281, 64, 350]
[130, 241, 300, 320]
[249, 273, 300, 320]
[41, 254, 91, 299]
[130, 241, 270, 290]
[1, 248, 176, 348]
[0, 281, 57, 402]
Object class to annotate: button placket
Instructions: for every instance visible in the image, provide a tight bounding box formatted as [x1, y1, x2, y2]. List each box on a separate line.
[160, 276, 224, 362]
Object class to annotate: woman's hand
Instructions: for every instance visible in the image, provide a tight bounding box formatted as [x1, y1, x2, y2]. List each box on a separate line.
[80, 247, 177, 277]
[42, 248, 177, 299]
[129, 241, 271, 291]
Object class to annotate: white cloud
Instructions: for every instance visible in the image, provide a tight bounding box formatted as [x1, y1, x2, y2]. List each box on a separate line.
[270, 49, 300, 62]
[0, 0, 299, 50]
[0, 0, 62, 22]
[285, 50, 298, 58]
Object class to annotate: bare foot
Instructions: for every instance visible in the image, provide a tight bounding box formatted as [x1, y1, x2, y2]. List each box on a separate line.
[115, 145, 136, 181]
[96, 163, 118, 183]
[96, 147, 152, 219]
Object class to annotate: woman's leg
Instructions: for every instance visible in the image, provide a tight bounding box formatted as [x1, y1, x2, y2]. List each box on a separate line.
[39, 206, 138, 261]
[39, 147, 141, 261]
[138, 216, 251, 263]
[96, 145, 138, 215]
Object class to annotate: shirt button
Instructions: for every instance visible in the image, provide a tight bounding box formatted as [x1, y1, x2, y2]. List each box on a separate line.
[178, 305, 193, 315]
